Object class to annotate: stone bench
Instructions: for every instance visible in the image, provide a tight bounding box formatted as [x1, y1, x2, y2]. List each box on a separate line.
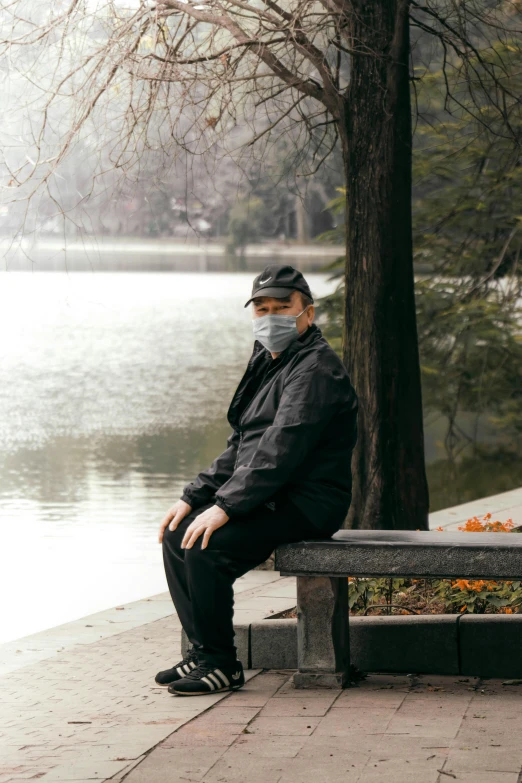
[274, 529, 522, 688]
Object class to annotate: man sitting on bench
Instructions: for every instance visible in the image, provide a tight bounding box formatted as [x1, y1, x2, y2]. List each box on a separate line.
[157, 264, 358, 696]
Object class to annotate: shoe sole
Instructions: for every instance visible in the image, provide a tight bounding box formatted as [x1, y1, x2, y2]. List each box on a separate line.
[169, 684, 244, 696]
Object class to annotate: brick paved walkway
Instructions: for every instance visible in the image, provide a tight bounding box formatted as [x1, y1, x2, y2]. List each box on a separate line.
[2, 515, 522, 783]
[0, 571, 285, 783]
[124, 672, 522, 783]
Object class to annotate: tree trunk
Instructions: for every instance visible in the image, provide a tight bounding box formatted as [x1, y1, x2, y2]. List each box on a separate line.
[295, 197, 310, 243]
[340, 0, 429, 530]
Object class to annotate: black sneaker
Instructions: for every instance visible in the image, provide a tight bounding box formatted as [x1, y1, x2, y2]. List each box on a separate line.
[168, 660, 245, 696]
[154, 647, 199, 686]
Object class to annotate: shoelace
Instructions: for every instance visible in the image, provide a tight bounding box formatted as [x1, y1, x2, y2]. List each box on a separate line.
[184, 662, 216, 681]
[178, 648, 198, 667]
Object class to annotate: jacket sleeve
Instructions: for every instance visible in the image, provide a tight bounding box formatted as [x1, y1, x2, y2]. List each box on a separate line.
[214, 363, 350, 518]
[181, 427, 240, 509]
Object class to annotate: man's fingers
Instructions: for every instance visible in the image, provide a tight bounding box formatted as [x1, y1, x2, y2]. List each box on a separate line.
[169, 510, 184, 532]
[159, 500, 193, 544]
[182, 526, 202, 549]
[182, 524, 205, 549]
[181, 518, 197, 545]
[161, 509, 175, 528]
[158, 517, 170, 544]
[201, 527, 214, 550]
[181, 521, 196, 548]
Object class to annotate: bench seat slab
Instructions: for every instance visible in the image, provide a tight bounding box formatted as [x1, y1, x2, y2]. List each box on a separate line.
[276, 530, 522, 580]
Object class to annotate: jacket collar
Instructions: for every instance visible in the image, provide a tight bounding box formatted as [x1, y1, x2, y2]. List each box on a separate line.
[227, 323, 322, 428]
[284, 322, 321, 357]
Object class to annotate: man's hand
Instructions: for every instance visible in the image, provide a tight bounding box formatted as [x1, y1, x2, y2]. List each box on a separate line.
[158, 499, 192, 544]
[181, 505, 229, 550]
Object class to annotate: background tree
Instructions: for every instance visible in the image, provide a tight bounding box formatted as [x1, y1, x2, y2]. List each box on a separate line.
[1, 0, 520, 528]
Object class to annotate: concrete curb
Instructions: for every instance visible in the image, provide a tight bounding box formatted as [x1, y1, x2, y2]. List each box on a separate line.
[183, 615, 522, 677]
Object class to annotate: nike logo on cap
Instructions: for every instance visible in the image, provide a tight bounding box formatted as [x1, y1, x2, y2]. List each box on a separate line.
[258, 276, 271, 284]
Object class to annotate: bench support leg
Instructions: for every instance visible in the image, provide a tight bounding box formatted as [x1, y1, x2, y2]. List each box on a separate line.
[293, 575, 350, 689]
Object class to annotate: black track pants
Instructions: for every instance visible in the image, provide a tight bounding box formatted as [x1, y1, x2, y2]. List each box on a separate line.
[161, 497, 324, 667]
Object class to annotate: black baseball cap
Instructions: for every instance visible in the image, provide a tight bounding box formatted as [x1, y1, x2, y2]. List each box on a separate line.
[244, 264, 314, 308]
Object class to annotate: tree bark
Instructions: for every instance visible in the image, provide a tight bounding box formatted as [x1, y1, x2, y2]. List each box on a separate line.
[340, 0, 429, 530]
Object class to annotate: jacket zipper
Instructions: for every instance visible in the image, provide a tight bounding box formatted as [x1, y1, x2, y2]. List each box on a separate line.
[232, 340, 296, 472]
[233, 366, 275, 471]
[230, 326, 318, 478]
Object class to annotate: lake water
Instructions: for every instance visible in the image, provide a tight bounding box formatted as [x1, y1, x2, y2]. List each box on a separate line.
[0, 272, 338, 643]
[1, 271, 519, 644]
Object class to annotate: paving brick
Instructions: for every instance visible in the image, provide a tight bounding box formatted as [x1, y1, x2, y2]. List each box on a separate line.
[246, 716, 321, 736]
[436, 773, 519, 783]
[38, 760, 130, 780]
[202, 756, 286, 783]
[357, 771, 440, 783]
[278, 753, 367, 783]
[313, 706, 399, 736]
[443, 746, 522, 774]
[259, 696, 336, 717]
[384, 709, 465, 739]
[113, 746, 227, 782]
[227, 734, 307, 759]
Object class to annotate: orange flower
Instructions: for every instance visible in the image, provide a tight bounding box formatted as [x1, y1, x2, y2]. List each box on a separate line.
[486, 520, 514, 533]
[459, 518, 485, 532]
[453, 579, 472, 590]
[436, 526, 444, 532]
[458, 515, 514, 533]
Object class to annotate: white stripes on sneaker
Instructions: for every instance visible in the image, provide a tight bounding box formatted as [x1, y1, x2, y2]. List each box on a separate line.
[200, 667, 231, 691]
[214, 668, 230, 687]
[176, 660, 196, 678]
[207, 673, 222, 689]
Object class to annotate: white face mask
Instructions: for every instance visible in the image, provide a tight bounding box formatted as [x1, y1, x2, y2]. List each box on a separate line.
[252, 308, 307, 353]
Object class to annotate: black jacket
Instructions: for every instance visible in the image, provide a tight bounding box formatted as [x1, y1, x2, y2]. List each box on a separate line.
[181, 323, 358, 534]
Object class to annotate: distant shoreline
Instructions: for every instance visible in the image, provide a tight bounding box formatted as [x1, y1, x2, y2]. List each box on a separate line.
[1, 236, 343, 273]
[0, 235, 433, 273]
